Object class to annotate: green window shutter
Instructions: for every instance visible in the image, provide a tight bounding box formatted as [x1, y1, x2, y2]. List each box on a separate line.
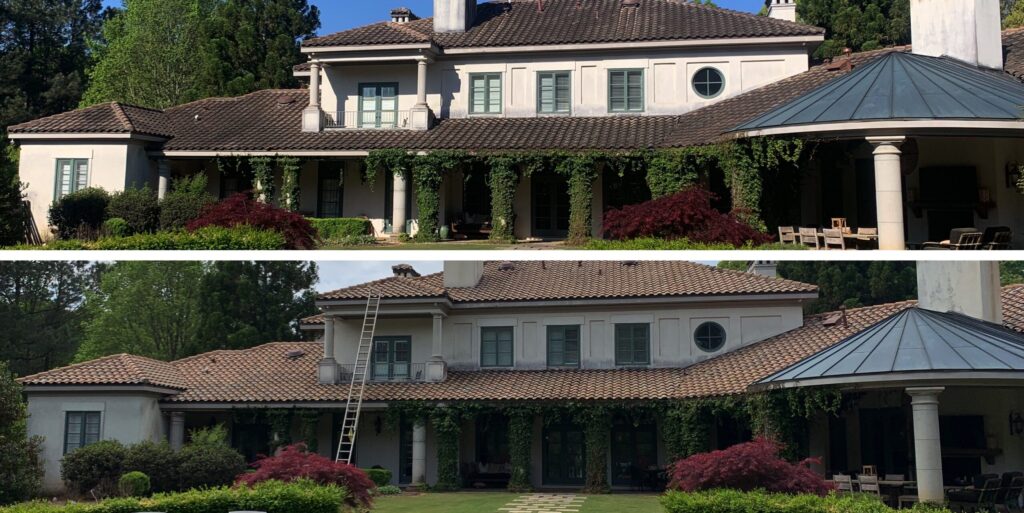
[488, 74, 502, 113]
[614, 323, 650, 366]
[609, 71, 626, 112]
[481, 327, 513, 367]
[555, 73, 571, 112]
[547, 325, 580, 367]
[609, 70, 644, 112]
[470, 73, 502, 114]
[538, 72, 571, 114]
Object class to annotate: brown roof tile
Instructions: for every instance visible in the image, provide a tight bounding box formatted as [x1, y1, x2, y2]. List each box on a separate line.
[18, 354, 187, 390]
[24, 286, 1024, 403]
[8, 102, 174, 138]
[306, 0, 823, 49]
[318, 261, 818, 303]
[1003, 27, 1024, 79]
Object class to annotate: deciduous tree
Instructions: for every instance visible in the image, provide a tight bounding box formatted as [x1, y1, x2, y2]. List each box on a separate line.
[0, 360, 44, 505]
[797, 0, 911, 59]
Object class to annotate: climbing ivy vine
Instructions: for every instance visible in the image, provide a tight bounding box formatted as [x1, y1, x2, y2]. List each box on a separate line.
[266, 409, 293, 451]
[643, 147, 719, 199]
[719, 137, 805, 231]
[249, 157, 274, 204]
[553, 152, 600, 245]
[297, 409, 320, 452]
[431, 407, 463, 491]
[507, 409, 534, 492]
[411, 151, 470, 241]
[364, 149, 413, 192]
[279, 157, 302, 211]
[485, 155, 524, 242]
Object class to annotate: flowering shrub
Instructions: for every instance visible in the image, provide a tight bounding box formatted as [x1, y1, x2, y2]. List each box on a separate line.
[235, 444, 374, 509]
[602, 188, 772, 247]
[187, 194, 317, 249]
[668, 438, 832, 496]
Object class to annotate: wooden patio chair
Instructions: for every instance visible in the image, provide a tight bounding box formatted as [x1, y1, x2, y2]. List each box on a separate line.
[833, 474, 854, 494]
[949, 475, 1002, 513]
[858, 474, 882, 500]
[862, 465, 878, 476]
[831, 218, 849, 229]
[778, 226, 797, 244]
[823, 228, 846, 250]
[799, 227, 820, 249]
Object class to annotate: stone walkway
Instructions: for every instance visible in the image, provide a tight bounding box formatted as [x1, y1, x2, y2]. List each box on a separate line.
[498, 493, 586, 513]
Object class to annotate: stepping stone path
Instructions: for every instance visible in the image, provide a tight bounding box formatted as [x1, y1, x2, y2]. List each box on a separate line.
[498, 494, 586, 513]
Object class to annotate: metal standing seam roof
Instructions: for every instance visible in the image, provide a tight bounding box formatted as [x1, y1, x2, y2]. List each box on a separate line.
[734, 52, 1024, 133]
[756, 307, 1024, 389]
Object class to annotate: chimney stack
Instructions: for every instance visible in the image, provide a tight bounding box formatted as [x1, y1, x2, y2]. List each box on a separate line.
[392, 264, 421, 278]
[917, 261, 1003, 324]
[910, 0, 1003, 70]
[434, 0, 477, 33]
[391, 7, 418, 23]
[747, 261, 778, 279]
[766, 0, 797, 23]
[444, 261, 484, 288]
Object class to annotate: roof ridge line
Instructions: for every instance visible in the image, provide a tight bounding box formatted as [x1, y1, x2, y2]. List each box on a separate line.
[16, 352, 130, 382]
[110, 103, 136, 133]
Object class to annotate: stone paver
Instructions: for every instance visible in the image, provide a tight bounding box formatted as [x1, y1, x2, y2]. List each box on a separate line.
[498, 493, 586, 513]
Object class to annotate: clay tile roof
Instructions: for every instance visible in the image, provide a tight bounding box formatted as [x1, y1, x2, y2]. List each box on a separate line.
[317, 261, 818, 303]
[18, 354, 187, 390]
[1003, 26, 1024, 79]
[306, 0, 823, 49]
[8, 102, 174, 138]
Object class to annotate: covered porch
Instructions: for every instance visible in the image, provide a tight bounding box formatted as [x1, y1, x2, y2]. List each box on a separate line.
[757, 306, 1024, 507]
[735, 51, 1024, 250]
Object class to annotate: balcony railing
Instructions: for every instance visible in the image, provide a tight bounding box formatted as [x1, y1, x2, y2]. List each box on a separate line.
[324, 111, 411, 130]
[339, 363, 426, 383]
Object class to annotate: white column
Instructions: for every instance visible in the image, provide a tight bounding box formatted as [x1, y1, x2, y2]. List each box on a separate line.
[392, 172, 408, 234]
[868, 136, 907, 250]
[169, 412, 186, 451]
[157, 160, 171, 200]
[411, 421, 427, 486]
[302, 62, 323, 133]
[416, 59, 428, 106]
[318, 316, 339, 384]
[426, 313, 447, 382]
[908, 387, 945, 504]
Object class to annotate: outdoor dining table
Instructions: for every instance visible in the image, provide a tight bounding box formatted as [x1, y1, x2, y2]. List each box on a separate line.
[851, 479, 917, 505]
[814, 231, 880, 250]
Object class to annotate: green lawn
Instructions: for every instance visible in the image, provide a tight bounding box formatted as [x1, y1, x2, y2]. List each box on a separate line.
[370, 492, 663, 513]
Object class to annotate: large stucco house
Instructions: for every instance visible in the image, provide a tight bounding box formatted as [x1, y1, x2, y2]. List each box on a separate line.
[18, 260, 1024, 504]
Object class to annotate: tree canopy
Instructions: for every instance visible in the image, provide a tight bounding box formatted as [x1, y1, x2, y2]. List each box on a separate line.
[75, 261, 318, 362]
[82, 0, 319, 108]
[0, 360, 43, 505]
[797, 0, 911, 59]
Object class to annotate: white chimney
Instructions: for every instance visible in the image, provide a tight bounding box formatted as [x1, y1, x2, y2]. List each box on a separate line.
[766, 0, 797, 23]
[917, 261, 1003, 324]
[910, 0, 1003, 70]
[747, 261, 778, 279]
[444, 261, 484, 288]
[434, 0, 476, 33]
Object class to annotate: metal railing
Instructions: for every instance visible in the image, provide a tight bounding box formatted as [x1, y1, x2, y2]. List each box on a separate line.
[324, 111, 411, 130]
[339, 362, 426, 382]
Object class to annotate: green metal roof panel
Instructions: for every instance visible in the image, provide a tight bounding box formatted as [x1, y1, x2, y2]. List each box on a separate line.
[758, 308, 1024, 386]
[735, 52, 1024, 132]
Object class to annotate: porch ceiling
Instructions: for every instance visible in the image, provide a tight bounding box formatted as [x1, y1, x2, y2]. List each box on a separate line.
[732, 52, 1024, 138]
[754, 307, 1024, 390]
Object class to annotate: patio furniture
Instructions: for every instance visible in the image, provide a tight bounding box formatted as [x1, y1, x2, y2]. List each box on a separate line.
[859, 474, 884, 503]
[834, 474, 854, 494]
[948, 475, 1002, 512]
[863, 465, 878, 476]
[450, 213, 494, 240]
[462, 462, 511, 488]
[832, 218, 849, 230]
[996, 473, 1024, 512]
[778, 226, 797, 244]
[922, 228, 984, 250]
[982, 226, 1013, 250]
[799, 227, 820, 249]
[823, 228, 846, 250]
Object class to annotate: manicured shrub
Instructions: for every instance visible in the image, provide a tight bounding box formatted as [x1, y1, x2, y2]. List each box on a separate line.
[307, 218, 371, 243]
[160, 175, 215, 230]
[48, 187, 110, 240]
[90, 226, 286, 250]
[187, 193, 317, 249]
[0, 480, 350, 513]
[177, 426, 246, 491]
[602, 188, 772, 247]
[669, 438, 832, 496]
[123, 440, 179, 493]
[102, 218, 130, 238]
[61, 440, 127, 497]
[375, 485, 402, 496]
[363, 467, 392, 487]
[117, 471, 150, 497]
[106, 185, 159, 234]
[236, 443, 374, 510]
[660, 490, 953, 513]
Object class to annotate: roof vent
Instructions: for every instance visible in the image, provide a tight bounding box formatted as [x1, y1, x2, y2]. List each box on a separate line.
[390, 7, 418, 23]
[822, 307, 848, 327]
[392, 264, 421, 278]
[622, 0, 640, 7]
[276, 94, 296, 105]
[498, 261, 515, 271]
[622, 261, 639, 267]
[285, 349, 306, 360]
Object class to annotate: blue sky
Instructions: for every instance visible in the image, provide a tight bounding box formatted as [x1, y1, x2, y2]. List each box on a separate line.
[100, 0, 765, 35]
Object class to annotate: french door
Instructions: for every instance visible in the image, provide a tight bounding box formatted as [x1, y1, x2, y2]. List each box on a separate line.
[359, 83, 398, 128]
[543, 421, 585, 486]
[372, 336, 411, 380]
[532, 172, 570, 238]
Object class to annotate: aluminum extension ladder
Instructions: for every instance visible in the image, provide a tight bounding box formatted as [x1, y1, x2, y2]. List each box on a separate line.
[334, 291, 381, 464]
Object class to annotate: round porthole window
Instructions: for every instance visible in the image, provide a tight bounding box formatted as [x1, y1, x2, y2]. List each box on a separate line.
[694, 322, 726, 353]
[692, 67, 725, 99]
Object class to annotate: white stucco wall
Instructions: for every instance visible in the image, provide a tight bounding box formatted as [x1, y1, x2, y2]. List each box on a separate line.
[326, 300, 805, 370]
[17, 141, 155, 240]
[320, 45, 810, 120]
[25, 391, 167, 494]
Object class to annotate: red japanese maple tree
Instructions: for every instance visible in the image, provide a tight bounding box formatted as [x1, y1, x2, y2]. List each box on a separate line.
[235, 443, 375, 508]
[668, 438, 833, 496]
